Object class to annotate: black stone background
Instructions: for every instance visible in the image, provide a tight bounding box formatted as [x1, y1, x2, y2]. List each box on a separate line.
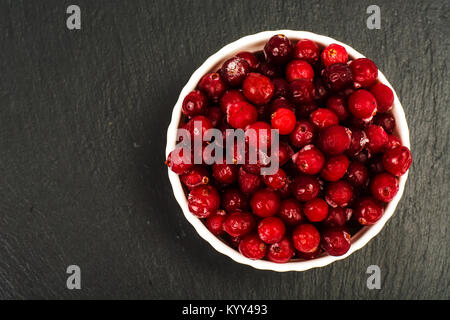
[0, 0, 448, 299]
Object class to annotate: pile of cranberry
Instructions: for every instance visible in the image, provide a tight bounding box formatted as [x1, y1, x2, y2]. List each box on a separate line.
[166, 34, 412, 263]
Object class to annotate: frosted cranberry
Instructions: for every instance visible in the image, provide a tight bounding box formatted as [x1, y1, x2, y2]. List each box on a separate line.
[198, 72, 227, 101]
[206, 214, 226, 236]
[290, 120, 315, 148]
[257, 61, 283, 79]
[321, 227, 351, 256]
[272, 78, 292, 99]
[239, 233, 267, 260]
[346, 129, 368, 156]
[325, 181, 354, 207]
[220, 57, 250, 87]
[323, 207, 347, 228]
[321, 154, 350, 182]
[278, 176, 293, 199]
[243, 73, 274, 105]
[262, 168, 287, 190]
[370, 83, 394, 112]
[345, 161, 369, 188]
[292, 145, 325, 175]
[290, 79, 316, 104]
[275, 141, 294, 166]
[212, 163, 237, 185]
[368, 154, 385, 175]
[386, 135, 401, 150]
[317, 125, 351, 155]
[321, 43, 348, 67]
[291, 175, 320, 202]
[258, 217, 286, 244]
[370, 173, 399, 202]
[373, 113, 395, 134]
[366, 124, 389, 154]
[350, 58, 378, 88]
[223, 211, 255, 237]
[326, 95, 349, 121]
[206, 106, 224, 127]
[322, 63, 353, 92]
[286, 60, 315, 82]
[278, 198, 304, 225]
[250, 188, 281, 217]
[245, 121, 272, 151]
[182, 90, 208, 117]
[269, 97, 295, 114]
[348, 90, 378, 120]
[267, 237, 295, 263]
[304, 198, 329, 222]
[220, 89, 245, 113]
[264, 34, 293, 65]
[227, 101, 258, 129]
[354, 197, 384, 225]
[293, 39, 320, 64]
[292, 224, 320, 253]
[180, 166, 209, 189]
[188, 185, 220, 218]
[238, 167, 262, 194]
[222, 188, 248, 213]
[186, 115, 213, 140]
[271, 108, 296, 135]
[236, 51, 259, 70]
[165, 147, 193, 174]
[310, 108, 339, 130]
[383, 146, 412, 176]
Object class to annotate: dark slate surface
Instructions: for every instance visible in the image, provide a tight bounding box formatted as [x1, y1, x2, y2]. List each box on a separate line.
[0, 0, 448, 299]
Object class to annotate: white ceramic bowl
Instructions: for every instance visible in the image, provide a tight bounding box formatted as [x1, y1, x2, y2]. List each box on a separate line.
[165, 30, 410, 272]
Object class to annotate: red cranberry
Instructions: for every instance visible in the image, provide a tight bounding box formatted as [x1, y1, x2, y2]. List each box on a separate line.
[166, 147, 193, 174]
[272, 78, 292, 99]
[290, 79, 316, 104]
[243, 73, 274, 105]
[278, 198, 304, 225]
[245, 121, 272, 151]
[271, 108, 296, 135]
[222, 188, 249, 213]
[348, 90, 378, 120]
[313, 78, 329, 103]
[186, 115, 213, 140]
[278, 176, 293, 199]
[267, 237, 295, 263]
[321, 63, 353, 92]
[297, 248, 324, 260]
[370, 172, 399, 202]
[321, 43, 348, 67]
[206, 106, 224, 128]
[236, 51, 260, 70]
[323, 207, 347, 228]
[264, 34, 293, 65]
[220, 57, 250, 87]
[198, 72, 227, 101]
[368, 154, 385, 175]
[238, 167, 262, 194]
[180, 166, 209, 189]
[258, 61, 283, 79]
[354, 197, 384, 225]
[262, 168, 287, 190]
[310, 108, 339, 130]
[188, 185, 220, 218]
[182, 90, 208, 117]
[325, 181, 354, 207]
[228, 235, 241, 248]
[286, 60, 315, 82]
[296, 102, 318, 118]
[220, 89, 245, 113]
[366, 124, 389, 154]
[227, 101, 258, 129]
[258, 217, 286, 244]
[382, 146, 412, 176]
[386, 134, 401, 150]
[239, 233, 267, 260]
[223, 211, 255, 237]
[269, 96, 295, 114]
[373, 113, 395, 134]
[292, 144, 325, 175]
[370, 83, 394, 112]
[275, 141, 294, 166]
[206, 214, 226, 236]
[317, 125, 351, 155]
[291, 175, 320, 202]
[321, 227, 351, 256]
[350, 58, 378, 88]
[346, 129, 368, 156]
[250, 188, 281, 217]
[293, 39, 320, 64]
[326, 95, 349, 121]
[289, 120, 315, 148]
[345, 161, 369, 188]
[304, 198, 329, 222]
[321, 154, 350, 182]
[292, 224, 320, 253]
